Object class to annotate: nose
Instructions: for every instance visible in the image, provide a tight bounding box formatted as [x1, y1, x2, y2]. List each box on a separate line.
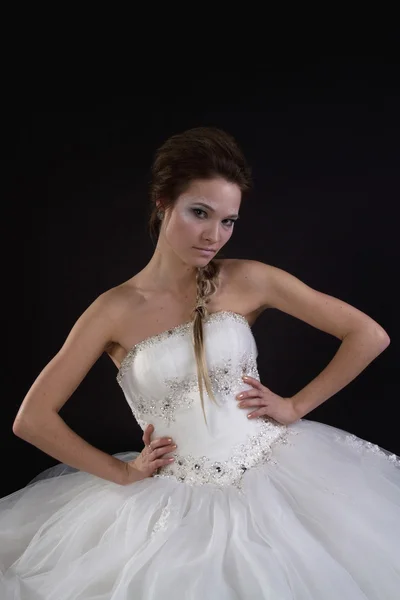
[203, 222, 220, 244]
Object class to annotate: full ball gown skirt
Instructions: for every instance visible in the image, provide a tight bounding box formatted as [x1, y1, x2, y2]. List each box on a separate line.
[1, 311, 399, 599]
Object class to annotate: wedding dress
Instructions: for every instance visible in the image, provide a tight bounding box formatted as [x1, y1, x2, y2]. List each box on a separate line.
[1, 310, 399, 599]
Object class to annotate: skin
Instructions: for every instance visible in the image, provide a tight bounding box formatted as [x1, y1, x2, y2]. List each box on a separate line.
[126, 178, 244, 477]
[12, 178, 243, 485]
[13, 177, 391, 486]
[141, 177, 242, 294]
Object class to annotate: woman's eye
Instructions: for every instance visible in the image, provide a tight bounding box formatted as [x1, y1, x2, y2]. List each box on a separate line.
[192, 208, 236, 228]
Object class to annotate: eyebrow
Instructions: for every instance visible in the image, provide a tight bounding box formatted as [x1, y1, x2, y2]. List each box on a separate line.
[193, 202, 240, 219]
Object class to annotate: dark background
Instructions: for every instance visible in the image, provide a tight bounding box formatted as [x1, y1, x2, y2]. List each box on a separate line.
[3, 58, 399, 498]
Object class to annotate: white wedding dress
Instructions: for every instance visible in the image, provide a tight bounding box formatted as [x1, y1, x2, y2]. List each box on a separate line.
[1, 310, 399, 599]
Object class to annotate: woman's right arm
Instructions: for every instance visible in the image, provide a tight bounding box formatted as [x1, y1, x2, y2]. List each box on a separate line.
[13, 290, 138, 486]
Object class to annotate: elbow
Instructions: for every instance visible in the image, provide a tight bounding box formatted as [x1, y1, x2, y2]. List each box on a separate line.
[12, 415, 40, 440]
[366, 325, 391, 354]
[13, 409, 59, 440]
[12, 417, 29, 438]
[374, 326, 391, 349]
[344, 324, 390, 351]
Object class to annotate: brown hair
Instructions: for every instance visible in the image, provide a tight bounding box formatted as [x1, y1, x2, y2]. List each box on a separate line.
[148, 126, 252, 424]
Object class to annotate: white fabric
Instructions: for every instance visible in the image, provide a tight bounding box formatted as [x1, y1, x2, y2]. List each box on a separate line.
[1, 310, 399, 599]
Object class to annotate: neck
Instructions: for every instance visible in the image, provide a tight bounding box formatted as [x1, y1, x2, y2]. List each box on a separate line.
[141, 246, 199, 296]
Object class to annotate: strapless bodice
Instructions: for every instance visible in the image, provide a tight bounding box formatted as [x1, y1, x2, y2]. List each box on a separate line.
[117, 311, 289, 488]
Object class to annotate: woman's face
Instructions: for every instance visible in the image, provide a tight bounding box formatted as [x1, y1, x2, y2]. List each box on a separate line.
[162, 178, 242, 266]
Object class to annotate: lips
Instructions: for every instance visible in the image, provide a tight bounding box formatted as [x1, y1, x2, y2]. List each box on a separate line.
[194, 247, 216, 254]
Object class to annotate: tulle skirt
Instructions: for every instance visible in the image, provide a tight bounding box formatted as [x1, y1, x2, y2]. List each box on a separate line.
[1, 419, 399, 599]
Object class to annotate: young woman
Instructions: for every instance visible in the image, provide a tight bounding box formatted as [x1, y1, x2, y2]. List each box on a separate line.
[1, 127, 399, 599]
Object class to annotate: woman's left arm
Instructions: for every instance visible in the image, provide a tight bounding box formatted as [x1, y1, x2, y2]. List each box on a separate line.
[240, 261, 390, 421]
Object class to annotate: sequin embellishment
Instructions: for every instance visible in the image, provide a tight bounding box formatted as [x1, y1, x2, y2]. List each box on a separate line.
[151, 497, 173, 536]
[153, 419, 292, 489]
[117, 321, 193, 384]
[338, 433, 400, 465]
[124, 352, 260, 425]
[125, 375, 198, 426]
[117, 310, 251, 384]
[208, 351, 259, 405]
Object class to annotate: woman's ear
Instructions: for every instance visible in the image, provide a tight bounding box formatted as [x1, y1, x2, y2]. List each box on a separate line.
[155, 198, 165, 211]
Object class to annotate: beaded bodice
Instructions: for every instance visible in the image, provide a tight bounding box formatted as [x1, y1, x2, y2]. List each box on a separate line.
[117, 311, 289, 488]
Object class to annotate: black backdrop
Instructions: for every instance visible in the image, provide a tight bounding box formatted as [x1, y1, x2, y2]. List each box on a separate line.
[3, 59, 399, 498]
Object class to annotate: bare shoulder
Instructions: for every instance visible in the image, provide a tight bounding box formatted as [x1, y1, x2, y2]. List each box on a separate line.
[57, 283, 137, 358]
[223, 258, 319, 308]
[99, 280, 142, 322]
[214, 257, 259, 282]
[211, 258, 271, 323]
[97, 278, 145, 345]
[14, 280, 144, 421]
[50, 278, 143, 365]
[216, 258, 273, 305]
[227, 259, 389, 342]
[227, 259, 277, 301]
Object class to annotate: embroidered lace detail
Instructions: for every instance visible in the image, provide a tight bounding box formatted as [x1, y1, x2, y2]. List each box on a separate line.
[208, 352, 259, 405]
[124, 352, 259, 426]
[126, 376, 198, 426]
[151, 497, 173, 536]
[117, 310, 251, 384]
[153, 419, 295, 489]
[338, 433, 400, 465]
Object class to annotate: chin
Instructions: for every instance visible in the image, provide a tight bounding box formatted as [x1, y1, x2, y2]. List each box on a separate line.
[183, 248, 217, 266]
[193, 256, 214, 265]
